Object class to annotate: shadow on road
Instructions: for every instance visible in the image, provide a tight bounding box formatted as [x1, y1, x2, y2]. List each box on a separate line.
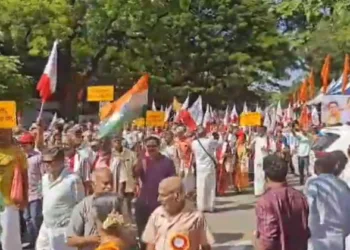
[213, 232, 244, 244]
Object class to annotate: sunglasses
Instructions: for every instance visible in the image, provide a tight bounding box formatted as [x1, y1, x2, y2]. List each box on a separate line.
[146, 144, 158, 148]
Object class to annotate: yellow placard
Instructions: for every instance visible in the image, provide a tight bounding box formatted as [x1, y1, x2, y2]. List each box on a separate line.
[133, 118, 145, 127]
[240, 112, 262, 127]
[87, 86, 114, 102]
[146, 111, 165, 127]
[0, 101, 16, 129]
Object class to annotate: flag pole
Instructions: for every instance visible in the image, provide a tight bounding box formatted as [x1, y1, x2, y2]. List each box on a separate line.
[38, 101, 45, 120]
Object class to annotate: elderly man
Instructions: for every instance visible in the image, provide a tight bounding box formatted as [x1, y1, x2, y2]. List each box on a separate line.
[0, 128, 28, 250]
[142, 176, 215, 250]
[191, 126, 219, 212]
[36, 147, 84, 250]
[66, 168, 127, 250]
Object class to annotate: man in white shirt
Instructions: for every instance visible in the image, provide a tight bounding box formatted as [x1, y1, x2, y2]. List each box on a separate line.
[36, 147, 85, 250]
[293, 128, 312, 185]
[191, 126, 218, 212]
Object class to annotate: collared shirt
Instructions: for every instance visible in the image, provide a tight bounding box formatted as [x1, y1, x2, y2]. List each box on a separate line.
[305, 174, 350, 250]
[142, 201, 215, 250]
[113, 148, 137, 193]
[191, 138, 218, 172]
[256, 185, 309, 250]
[42, 168, 84, 228]
[66, 195, 121, 250]
[27, 150, 45, 202]
[138, 156, 176, 211]
[295, 132, 311, 157]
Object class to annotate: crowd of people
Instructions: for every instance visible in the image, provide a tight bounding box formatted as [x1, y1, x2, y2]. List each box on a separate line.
[0, 118, 349, 250]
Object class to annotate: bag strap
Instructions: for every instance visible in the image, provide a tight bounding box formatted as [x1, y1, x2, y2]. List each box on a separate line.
[195, 136, 217, 167]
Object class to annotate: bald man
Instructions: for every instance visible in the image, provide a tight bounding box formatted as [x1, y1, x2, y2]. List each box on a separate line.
[66, 168, 125, 250]
[142, 176, 215, 250]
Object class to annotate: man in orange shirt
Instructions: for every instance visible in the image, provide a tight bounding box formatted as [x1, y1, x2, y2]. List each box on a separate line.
[174, 126, 194, 194]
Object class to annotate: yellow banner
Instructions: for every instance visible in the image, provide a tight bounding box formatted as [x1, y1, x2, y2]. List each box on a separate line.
[0, 101, 16, 128]
[146, 111, 165, 127]
[133, 118, 145, 127]
[240, 112, 262, 127]
[87, 86, 114, 102]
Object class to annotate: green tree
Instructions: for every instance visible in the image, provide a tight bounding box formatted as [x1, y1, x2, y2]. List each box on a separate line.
[0, 0, 298, 111]
[271, 0, 350, 80]
[0, 55, 32, 109]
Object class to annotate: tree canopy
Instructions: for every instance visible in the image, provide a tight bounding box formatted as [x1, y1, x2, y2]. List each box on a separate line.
[272, 0, 350, 80]
[0, 0, 302, 111]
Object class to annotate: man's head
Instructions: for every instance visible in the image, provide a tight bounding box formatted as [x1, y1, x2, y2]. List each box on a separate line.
[145, 136, 161, 158]
[112, 135, 123, 151]
[158, 177, 185, 215]
[257, 126, 266, 136]
[91, 168, 113, 195]
[263, 154, 288, 183]
[164, 131, 174, 144]
[42, 147, 65, 176]
[19, 132, 35, 153]
[71, 126, 83, 147]
[314, 156, 335, 175]
[328, 101, 339, 116]
[175, 126, 186, 138]
[196, 126, 206, 138]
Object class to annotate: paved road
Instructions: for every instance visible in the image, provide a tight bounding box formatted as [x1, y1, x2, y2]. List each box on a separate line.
[206, 175, 302, 250]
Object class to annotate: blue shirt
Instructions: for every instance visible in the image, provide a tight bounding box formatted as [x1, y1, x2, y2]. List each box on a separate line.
[42, 167, 84, 228]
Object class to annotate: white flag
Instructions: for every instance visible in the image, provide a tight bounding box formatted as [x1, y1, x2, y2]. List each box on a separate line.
[188, 95, 204, 125]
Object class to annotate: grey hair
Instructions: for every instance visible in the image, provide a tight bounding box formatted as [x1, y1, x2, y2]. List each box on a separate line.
[92, 192, 121, 223]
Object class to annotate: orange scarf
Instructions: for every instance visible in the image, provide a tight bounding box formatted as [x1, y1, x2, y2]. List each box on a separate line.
[95, 242, 123, 250]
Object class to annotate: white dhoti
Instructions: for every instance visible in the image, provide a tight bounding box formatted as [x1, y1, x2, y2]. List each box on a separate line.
[254, 161, 265, 196]
[0, 205, 22, 250]
[182, 167, 195, 194]
[36, 223, 75, 250]
[292, 154, 299, 175]
[196, 170, 216, 212]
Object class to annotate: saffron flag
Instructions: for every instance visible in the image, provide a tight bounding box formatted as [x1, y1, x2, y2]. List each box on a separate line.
[98, 75, 149, 138]
[36, 41, 58, 102]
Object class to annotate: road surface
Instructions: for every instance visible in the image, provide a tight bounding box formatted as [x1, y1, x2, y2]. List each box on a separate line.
[206, 175, 302, 250]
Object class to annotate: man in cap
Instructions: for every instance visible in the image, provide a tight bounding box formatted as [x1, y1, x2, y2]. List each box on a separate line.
[0, 128, 28, 250]
[36, 147, 84, 250]
[19, 132, 45, 248]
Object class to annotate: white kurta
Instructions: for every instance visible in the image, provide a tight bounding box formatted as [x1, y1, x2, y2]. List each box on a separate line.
[253, 136, 275, 196]
[305, 174, 350, 250]
[192, 138, 218, 212]
[0, 205, 22, 250]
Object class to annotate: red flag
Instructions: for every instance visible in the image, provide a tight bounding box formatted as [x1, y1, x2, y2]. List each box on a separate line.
[177, 110, 197, 132]
[36, 41, 58, 102]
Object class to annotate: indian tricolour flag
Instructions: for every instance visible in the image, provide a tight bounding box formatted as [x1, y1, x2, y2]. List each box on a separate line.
[98, 74, 149, 138]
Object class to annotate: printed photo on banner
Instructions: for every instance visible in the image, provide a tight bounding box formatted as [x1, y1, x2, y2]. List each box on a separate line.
[321, 95, 350, 125]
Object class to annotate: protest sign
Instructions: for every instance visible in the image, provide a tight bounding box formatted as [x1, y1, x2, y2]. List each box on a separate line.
[87, 86, 114, 102]
[0, 101, 16, 128]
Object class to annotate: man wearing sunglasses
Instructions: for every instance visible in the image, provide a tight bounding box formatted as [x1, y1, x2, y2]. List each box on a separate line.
[36, 147, 84, 250]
